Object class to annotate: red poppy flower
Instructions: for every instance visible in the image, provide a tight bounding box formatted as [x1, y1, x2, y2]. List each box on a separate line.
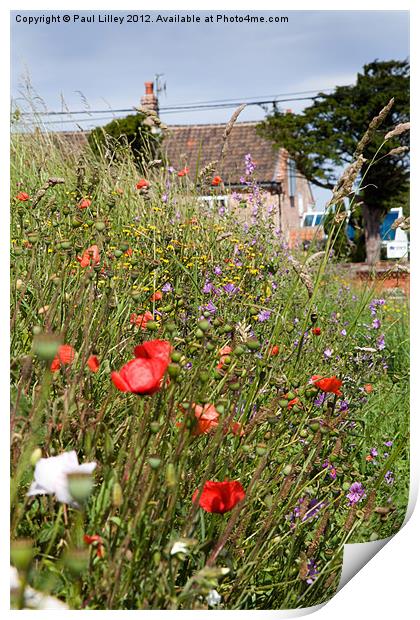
[225, 421, 245, 437]
[287, 397, 301, 410]
[124, 248, 133, 257]
[150, 291, 162, 302]
[193, 403, 219, 435]
[192, 480, 246, 514]
[111, 340, 171, 395]
[312, 327, 321, 336]
[177, 167, 189, 177]
[83, 534, 104, 558]
[77, 244, 100, 268]
[87, 355, 100, 373]
[51, 345, 76, 372]
[310, 375, 343, 396]
[364, 383, 373, 394]
[16, 192, 30, 201]
[211, 176, 223, 186]
[136, 179, 150, 190]
[78, 198, 91, 209]
[270, 345, 280, 356]
[130, 311, 154, 330]
[365, 454, 373, 462]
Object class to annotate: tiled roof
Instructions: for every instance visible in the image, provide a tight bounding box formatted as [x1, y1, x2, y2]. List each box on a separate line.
[53, 122, 284, 186]
[163, 122, 282, 185]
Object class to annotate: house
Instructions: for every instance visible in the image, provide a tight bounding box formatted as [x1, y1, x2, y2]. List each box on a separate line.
[163, 121, 315, 236]
[56, 82, 316, 240]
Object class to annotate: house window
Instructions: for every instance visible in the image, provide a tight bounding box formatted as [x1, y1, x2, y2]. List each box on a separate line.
[288, 159, 297, 205]
[198, 195, 229, 211]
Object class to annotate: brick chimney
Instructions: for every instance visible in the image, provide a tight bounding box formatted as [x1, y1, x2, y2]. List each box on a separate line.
[141, 81, 159, 115]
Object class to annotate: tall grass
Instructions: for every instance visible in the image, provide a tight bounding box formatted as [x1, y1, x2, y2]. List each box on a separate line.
[10, 110, 409, 610]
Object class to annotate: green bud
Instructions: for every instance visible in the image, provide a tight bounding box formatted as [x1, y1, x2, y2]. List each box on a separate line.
[256, 443, 267, 456]
[223, 324, 233, 333]
[168, 363, 181, 378]
[283, 464, 293, 475]
[32, 333, 61, 362]
[342, 482, 351, 491]
[166, 464, 177, 488]
[112, 482, 123, 508]
[195, 328, 204, 339]
[64, 549, 89, 576]
[369, 532, 379, 542]
[199, 371, 209, 383]
[246, 339, 260, 351]
[67, 472, 94, 505]
[114, 249, 123, 258]
[299, 429, 308, 438]
[166, 322, 177, 333]
[11, 539, 34, 572]
[198, 320, 210, 332]
[171, 351, 182, 363]
[146, 321, 159, 331]
[150, 421, 160, 433]
[30, 448, 42, 466]
[95, 221, 106, 231]
[309, 422, 320, 432]
[279, 399, 289, 409]
[233, 345, 245, 356]
[148, 457, 161, 470]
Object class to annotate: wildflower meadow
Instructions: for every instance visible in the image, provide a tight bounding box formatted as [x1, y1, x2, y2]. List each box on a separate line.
[10, 105, 409, 610]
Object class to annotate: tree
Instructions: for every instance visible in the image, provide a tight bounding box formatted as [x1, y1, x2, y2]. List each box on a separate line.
[258, 60, 410, 264]
[88, 113, 162, 172]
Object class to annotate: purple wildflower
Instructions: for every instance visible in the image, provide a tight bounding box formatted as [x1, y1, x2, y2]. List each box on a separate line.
[202, 300, 217, 315]
[323, 348, 333, 359]
[214, 266, 222, 276]
[346, 482, 366, 506]
[223, 283, 238, 295]
[314, 392, 326, 407]
[370, 448, 378, 457]
[306, 559, 319, 585]
[385, 470, 395, 485]
[203, 281, 214, 294]
[162, 282, 172, 293]
[257, 309, 271, 322]
[377, 334, 386, 350]
[372, 319, 381, 329]
[384, 440, 393, 447]
[340, 329, 347, 336]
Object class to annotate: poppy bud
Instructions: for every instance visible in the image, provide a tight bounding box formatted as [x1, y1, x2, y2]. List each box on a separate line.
[10, 539, 34, 572]
[171, 351, 182, 362]
[63, 549, 89, 576]
[112, 482, 123, 507]
[27, 232, 39, 244]
[150, 421, 160, 433]
[279, 399, 289, 408]
[283, 464, 293, 475]
[13, 247, 24, 256]
[67, 472, 94, 505]
[195, 328, 204, 339]
[256, 443, 267, 456]
[198, 320, 210, 332]
[167, 363, 181, 378]
[114, 250, 123, 258]
[146, 321, 159, 331]
[233, 345, 245, 356]
[246, 339, 260, 351]
[95, 221, 106, 231]
[30, 448, 42, 466]
[223, 324, 233, 333]
[32, 333, 61, 362]
[166, 463, 177, 488]
[148, 457, 161, 470]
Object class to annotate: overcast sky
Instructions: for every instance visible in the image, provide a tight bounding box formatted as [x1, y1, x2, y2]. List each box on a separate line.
[10, 9, 409, 206]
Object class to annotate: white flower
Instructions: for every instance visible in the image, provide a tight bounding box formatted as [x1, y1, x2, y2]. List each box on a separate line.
[206, 589, 222, 607]
[27, 451, 96, 505]
[10, 566, 68, 610]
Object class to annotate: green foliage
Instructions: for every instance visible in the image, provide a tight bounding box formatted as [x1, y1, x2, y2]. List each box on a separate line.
[10, 122, 409, 610]
[88, 113, 161, 171]
[258, 60, 410, 261]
